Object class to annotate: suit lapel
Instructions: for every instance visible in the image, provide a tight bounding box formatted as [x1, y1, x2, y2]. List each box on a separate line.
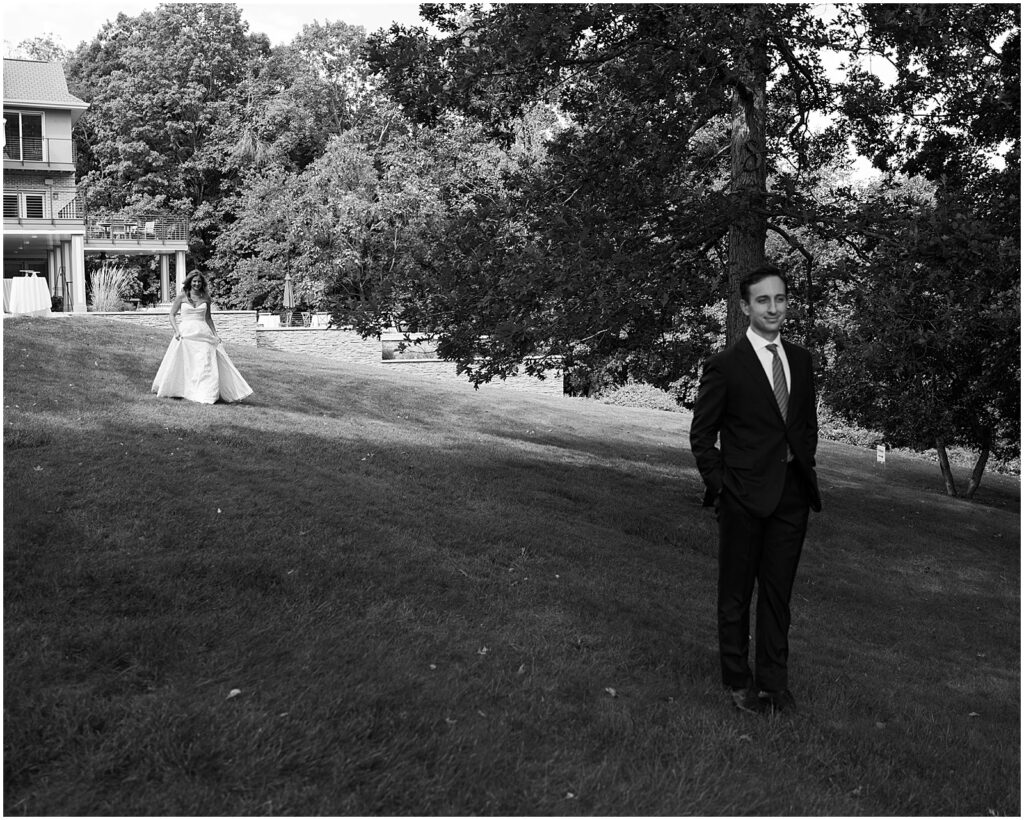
[736, 336, 786, 423]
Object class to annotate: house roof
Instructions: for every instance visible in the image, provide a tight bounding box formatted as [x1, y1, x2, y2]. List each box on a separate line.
[3, 59, 88, 111]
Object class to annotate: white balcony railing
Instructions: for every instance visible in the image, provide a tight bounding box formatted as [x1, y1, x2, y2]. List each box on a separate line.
[85, 214, 189, 242]
[2, 136, 77, 164]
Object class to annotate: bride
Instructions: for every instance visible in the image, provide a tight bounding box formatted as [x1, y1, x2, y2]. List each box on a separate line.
[151, 271, 253, 404]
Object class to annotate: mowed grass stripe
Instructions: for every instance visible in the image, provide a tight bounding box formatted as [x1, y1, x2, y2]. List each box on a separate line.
[4, 315, 1019, 816]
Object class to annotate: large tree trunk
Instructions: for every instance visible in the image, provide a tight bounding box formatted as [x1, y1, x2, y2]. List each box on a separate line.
[935, 437, 959, 497]
[963, 427, 992, 500]
[726, 32, 768, 346]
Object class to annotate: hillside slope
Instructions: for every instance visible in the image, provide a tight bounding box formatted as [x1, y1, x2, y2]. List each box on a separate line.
[4, 315, 1019, 815]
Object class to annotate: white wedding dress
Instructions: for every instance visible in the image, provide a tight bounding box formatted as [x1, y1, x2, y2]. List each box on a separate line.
[151, 301, 253, 403]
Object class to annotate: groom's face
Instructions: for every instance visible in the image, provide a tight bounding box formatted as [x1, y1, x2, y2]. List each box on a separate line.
[741, 275, 787, 341]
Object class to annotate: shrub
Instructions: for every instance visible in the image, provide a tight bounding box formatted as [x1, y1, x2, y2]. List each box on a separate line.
[816, 403, 884, 448]
[89, 264, 134, 311]
[818, 403, 1019, 475]
[591, 385, 1020, 476]
[596, 381, 684, 412]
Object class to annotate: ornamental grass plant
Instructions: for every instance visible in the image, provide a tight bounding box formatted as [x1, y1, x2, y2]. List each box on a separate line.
[87, 263, 133, 311]
[3, 315, 1019, 815]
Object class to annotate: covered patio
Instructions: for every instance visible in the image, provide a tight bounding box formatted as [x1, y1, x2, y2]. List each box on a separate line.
[3, 210, 190, 312]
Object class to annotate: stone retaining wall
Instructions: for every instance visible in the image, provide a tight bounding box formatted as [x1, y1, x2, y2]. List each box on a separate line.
[258, 326, 563, 396]
[256, 325, 381, 366]
[97, 309, 257, 346]
[93, 309, 564, 396]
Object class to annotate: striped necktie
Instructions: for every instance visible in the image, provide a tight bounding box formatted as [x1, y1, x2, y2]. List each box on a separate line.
[766, 343, 789, 420]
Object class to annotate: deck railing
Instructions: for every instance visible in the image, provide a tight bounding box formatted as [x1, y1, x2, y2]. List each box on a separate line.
[2, 137, 77, 164]
[57, 197, 82, 220]
[2, 192, 189, 241]
[85, 214, 189, 242]
[4, 193, 83, 222]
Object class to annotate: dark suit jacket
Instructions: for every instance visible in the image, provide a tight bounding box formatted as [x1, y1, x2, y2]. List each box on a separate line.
[689, 335, 822, 518]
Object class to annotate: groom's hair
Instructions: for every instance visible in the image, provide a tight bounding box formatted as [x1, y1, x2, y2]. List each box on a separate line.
[739, 264, 788, 302]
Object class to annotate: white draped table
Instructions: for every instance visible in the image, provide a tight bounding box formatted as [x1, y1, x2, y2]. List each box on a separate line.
[4, 274, 52, 316]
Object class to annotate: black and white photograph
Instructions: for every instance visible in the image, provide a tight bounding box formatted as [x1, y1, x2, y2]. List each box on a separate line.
[3, 1, 1019, 815]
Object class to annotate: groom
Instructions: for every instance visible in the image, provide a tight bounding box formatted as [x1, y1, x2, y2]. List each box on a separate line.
[689, 264, 821, 714]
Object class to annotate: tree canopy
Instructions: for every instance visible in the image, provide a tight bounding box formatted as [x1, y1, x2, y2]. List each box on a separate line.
[360, 2, 1019, 493]
[824, 3, 1020, 495]
[367, 3, 851, 344]
[67, 4, 264, 211]
[30, 2, 1020, 496]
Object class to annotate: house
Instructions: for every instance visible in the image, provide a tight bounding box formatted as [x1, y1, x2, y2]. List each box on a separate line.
[3, 58, 189, 312]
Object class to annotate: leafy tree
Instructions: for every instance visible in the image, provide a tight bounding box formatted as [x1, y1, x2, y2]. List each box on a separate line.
[835, 3, 1019, 185]
[283, 21, 376, 157]
[367, 3, 845, 348]
[823, 3, 1020, 497]
[206, 19, 389, 305]
[366, 3, 1019, 496]
[64, 3, 269, 267]
[308, 100, 719, 389]
[205, 165, 301, 309]
[316, 113, 518, 340]
[357, 2, 871, 394]
[50, 0, 1017, 499]
[825, 186, 1019, 498]
[6, 34, 70, 62]
[225, 20, 376, 174]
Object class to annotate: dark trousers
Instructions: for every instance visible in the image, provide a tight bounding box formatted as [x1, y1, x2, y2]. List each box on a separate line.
[717, 462, 810, 692]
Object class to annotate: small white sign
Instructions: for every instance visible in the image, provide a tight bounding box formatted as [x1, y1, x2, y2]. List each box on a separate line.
[876, 444, 886, 464]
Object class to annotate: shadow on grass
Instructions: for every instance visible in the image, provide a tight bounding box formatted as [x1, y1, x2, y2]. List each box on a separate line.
[4, 316, 1020, 815]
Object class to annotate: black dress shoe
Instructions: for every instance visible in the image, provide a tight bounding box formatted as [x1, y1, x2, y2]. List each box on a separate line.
[757, 688, 796, 713]
[729, 687, 766, 714]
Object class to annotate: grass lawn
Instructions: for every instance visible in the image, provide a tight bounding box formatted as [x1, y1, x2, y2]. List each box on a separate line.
[4, 315, 1019, 816]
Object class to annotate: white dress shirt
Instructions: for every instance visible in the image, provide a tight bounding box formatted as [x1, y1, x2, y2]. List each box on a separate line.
[746, 325, 791, 394]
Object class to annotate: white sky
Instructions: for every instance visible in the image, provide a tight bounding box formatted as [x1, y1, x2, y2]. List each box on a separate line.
[2, 1, 427, 53]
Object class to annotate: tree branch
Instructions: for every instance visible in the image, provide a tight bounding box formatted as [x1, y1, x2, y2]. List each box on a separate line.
[767, 222, 812, 263]
[769, 31, 825, 109]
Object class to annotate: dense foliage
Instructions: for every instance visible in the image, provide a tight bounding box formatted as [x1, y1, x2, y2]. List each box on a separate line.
[826, 192, 1019, 496]
[18, 2, 1018, 495]
[824, 3, 1021, 496]
[360, 2, 1018, 494]
[66, 5, 265, 224]
[367, 3, 843, 346]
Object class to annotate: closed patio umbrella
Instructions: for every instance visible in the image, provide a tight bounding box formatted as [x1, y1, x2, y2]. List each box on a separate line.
[283, 272, 294, 326]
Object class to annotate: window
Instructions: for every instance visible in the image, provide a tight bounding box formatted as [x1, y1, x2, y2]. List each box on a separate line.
[24, 194, 44, 218]
[3, 112, 44, 161]
[3, 192, 46, 219]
